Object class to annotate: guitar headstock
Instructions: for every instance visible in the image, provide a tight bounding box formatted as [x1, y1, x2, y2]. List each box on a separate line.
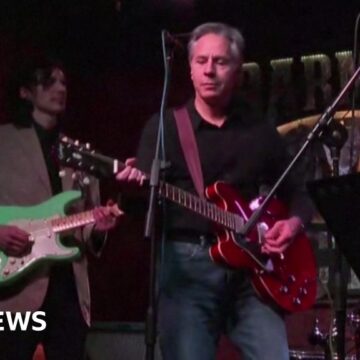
[57, 136, 122, 178]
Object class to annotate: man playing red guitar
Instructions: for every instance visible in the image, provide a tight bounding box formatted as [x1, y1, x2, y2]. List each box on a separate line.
[117, 22, 314, 360]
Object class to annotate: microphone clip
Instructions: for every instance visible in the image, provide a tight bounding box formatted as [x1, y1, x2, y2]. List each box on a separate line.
[164, 30, 184, 52]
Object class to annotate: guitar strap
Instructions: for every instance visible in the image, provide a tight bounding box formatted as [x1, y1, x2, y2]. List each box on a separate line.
[173, 106, 205, 199]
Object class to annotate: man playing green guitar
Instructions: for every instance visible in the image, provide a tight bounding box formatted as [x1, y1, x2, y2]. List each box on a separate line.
[0, 57, 119, 360]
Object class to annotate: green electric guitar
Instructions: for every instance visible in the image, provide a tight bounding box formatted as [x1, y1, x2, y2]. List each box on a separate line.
[0, 191, 120, 287]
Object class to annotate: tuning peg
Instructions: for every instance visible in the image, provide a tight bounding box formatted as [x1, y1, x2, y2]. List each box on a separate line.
[74, 140, 80, 146]
[59, 169, 66, 178]
[83, 176, 90, 185]
[85, 143, 91, 150]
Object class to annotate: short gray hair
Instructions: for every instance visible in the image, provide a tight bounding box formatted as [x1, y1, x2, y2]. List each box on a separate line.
[188, 22, 245, 63]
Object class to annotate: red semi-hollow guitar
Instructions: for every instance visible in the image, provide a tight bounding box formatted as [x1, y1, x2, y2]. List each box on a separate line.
[58, 137, 317, 312]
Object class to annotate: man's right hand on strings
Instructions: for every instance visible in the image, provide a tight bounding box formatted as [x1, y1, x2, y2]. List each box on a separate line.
[0, 225, 31, 257]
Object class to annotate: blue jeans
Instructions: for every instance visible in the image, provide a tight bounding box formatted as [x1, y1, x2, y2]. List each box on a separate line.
[158, 240, 289, 360]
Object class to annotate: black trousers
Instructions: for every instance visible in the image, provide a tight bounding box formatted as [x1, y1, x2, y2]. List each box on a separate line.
[0, 264, 88, 360]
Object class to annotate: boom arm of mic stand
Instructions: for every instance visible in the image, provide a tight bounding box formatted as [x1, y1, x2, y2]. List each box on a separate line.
[238, 64, 360, 238]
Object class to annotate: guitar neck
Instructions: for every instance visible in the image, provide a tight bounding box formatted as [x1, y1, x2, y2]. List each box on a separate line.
[158, 183, 241, 232]
[51, 210, 95, 233]
[91, 154, 242, 232]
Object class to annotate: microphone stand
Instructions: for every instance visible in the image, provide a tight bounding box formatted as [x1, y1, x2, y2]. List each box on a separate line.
[143, 30, 173, 360]
[318, 121, 349, 360]
[238, 64, 360, 360]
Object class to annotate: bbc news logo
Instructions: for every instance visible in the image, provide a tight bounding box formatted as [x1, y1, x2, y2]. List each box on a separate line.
[0, 311, 46, 331]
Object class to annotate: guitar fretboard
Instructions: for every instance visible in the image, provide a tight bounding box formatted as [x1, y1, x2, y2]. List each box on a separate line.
[51, 210, 95, 233]
[159, 182, 244, 232]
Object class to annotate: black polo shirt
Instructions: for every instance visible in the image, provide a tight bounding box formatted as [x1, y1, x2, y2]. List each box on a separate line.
[137, 99, 312, 240]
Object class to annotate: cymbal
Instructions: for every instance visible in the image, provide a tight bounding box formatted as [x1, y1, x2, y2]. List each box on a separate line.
[277, 110, 360, 136]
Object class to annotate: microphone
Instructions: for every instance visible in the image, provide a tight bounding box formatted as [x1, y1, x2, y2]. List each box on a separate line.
[320, 119, 348, 149]
[164, 30, 185, 51]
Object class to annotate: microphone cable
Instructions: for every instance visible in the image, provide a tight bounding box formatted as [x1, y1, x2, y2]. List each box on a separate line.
[348, 12, 360, 173]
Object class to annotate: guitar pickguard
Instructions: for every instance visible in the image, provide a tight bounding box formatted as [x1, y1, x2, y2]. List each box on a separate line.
[0, 218, 79, 285]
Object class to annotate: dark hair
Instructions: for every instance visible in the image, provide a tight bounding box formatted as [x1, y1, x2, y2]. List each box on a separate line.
[6, 56, 66, 126]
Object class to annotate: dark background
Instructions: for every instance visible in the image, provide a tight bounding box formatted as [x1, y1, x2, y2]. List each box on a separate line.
[0, 0, 359, 322]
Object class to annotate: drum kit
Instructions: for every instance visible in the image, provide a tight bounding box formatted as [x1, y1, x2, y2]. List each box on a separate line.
[279, 110, 360, 360]
[286, 300, 360, 359]
[277, 110, 360, 174]
[276, 110, 360, 137]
